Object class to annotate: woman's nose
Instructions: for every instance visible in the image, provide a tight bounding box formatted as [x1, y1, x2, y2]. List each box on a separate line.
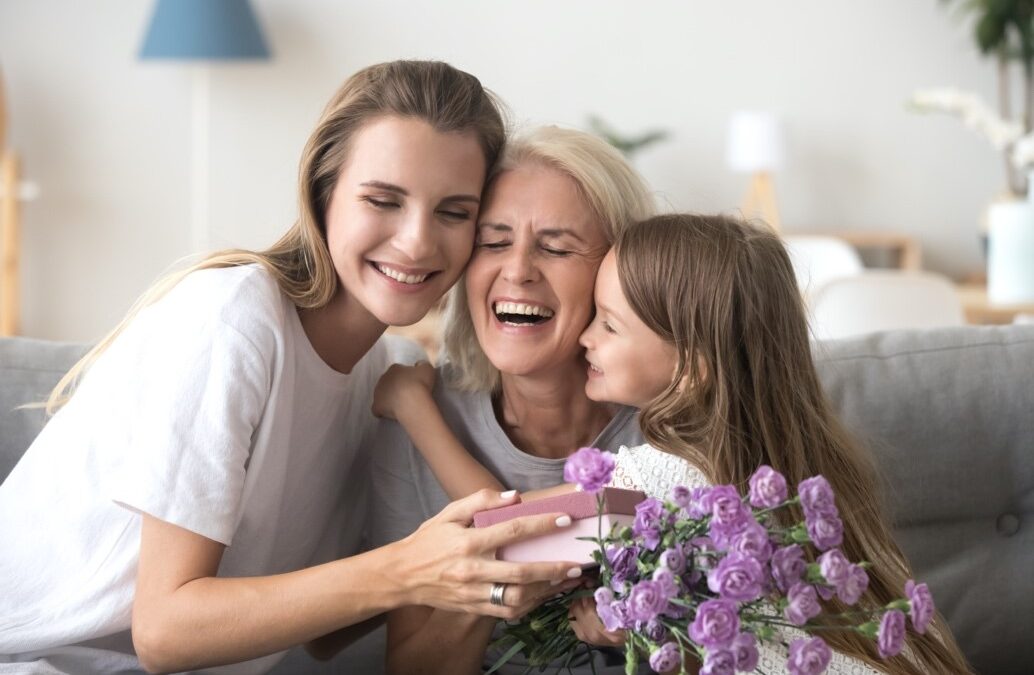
[393, 209, 436, 262]
[501, 246, 539, 285]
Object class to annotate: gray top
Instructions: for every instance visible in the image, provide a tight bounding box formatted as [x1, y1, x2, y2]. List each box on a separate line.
[366, 363, 646, 674]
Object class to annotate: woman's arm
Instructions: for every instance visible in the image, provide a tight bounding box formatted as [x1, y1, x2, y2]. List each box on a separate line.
[374, 362, 504, 499]
[132, 489, 583, 673]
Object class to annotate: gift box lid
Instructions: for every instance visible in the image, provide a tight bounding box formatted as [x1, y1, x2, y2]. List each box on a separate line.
[472, 487, 646, 528]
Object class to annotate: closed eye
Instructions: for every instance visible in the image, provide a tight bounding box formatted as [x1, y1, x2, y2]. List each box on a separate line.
[477, 240, 510, 249]
[362, 196, 399, 209]
[602, 320, 617, 334]
[542, 246, 571, 257]
[438, 209, 472, 221]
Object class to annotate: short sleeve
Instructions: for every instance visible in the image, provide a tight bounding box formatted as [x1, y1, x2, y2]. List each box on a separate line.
[93, 280, 274, 545]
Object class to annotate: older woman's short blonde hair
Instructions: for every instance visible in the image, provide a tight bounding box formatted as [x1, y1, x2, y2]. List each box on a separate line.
[441, 125, 656, 392]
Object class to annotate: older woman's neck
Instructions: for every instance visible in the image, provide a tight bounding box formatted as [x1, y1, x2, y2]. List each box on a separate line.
[496, 363, 614, 460]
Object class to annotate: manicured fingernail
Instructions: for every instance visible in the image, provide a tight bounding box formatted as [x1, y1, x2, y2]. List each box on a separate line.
[555, 515, 572, 527]
[566, 567, 583, 578]
[500, 490, 517, 499]
[550, 579, 562, 586]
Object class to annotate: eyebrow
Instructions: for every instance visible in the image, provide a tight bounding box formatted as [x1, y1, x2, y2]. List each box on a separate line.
[360, 181, 480, 204]
[476, 223, 587, 242]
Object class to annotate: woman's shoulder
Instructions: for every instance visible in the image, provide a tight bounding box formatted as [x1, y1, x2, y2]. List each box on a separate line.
[151, 264, 288, 338]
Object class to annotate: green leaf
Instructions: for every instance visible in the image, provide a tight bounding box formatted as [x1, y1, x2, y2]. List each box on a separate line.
[487, 639, 527, 675]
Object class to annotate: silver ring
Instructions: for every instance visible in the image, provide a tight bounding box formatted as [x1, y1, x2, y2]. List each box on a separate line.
[489, 582, 507, 607]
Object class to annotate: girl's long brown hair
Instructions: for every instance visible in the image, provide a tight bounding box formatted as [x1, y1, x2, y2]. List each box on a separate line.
[46, 60, 505, 413]
[615, 214, 970, 674]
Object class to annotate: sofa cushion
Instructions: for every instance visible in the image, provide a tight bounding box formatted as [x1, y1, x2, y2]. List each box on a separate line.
[816, 325, 1034, 675]
[0, 337, 89, 482]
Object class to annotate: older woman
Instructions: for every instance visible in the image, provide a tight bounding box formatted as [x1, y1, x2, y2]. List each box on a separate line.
[368, 126, 654, 674]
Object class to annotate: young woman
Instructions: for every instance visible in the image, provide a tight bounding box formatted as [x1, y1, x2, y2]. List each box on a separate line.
[375, 214, 972, 674]
[0, 61, 584, 675]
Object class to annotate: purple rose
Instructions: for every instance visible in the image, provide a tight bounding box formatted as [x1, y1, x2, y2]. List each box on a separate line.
[770, 544, 806, 593]
[642, 618, 667, 642]
[649, 642, 681, 673]
[660, 546, 687, 574]
[837, 564, 869, 605]
[633, 498, 669, 550]
[787, 637, 832, 675]
[798, 475, 837, 518]
[593, 587, 622, 631]
[707, 486, 754, 547]
[730, 522, 773, 562]
[651, 567, 679, 600]
[784, 582, 821, 626]
[817, 549, 851, 586]
[878, 609, 907, 658]
[685, 486, 713, 519]
[627, 579, 670, 624]
[689, 599, 740, 648]
[563, 446, 615, 493]
[707, 552, 765, 602]
[905, 580, 935, 634]
[731, 632, 759, 672]
[701, 647, 736, 675]
[671, 485, 691, 508]
[806, 511, 844, 551]
[606, 544, 640, 589]
[748, 465, 788, 509]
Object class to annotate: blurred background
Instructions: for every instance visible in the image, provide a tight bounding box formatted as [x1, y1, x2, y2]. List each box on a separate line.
[0, 0, 1025, 342]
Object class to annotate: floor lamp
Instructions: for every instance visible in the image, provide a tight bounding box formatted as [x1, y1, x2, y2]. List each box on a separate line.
[139, 0, 270, 254]
[726, 111, 785, 233]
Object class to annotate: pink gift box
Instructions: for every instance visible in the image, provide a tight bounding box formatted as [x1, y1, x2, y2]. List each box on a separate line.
[473, 488, 646, 565]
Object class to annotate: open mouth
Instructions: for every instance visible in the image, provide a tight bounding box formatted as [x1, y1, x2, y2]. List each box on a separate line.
[372, 262, 436, 285]
[493, 301, 555, 327]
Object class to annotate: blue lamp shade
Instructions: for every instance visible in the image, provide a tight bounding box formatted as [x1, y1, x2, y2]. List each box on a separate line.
[140, 0, 270, 60]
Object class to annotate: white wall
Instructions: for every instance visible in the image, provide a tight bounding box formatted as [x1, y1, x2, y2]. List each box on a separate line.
[0, 0, 1003, 341]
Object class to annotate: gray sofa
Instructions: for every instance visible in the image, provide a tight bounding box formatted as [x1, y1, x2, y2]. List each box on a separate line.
[2, 326, 1032, 675]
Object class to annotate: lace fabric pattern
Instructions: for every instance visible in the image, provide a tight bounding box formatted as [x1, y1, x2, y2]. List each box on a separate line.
[607, 444, 885, 675]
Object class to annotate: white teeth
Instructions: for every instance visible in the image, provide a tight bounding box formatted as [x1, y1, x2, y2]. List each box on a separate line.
[493, 302, 555, 318]
[376, 264, 429, 285]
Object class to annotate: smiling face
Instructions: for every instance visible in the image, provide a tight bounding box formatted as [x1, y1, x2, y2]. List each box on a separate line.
[465, 164, 610, 378]
[579, 250, 679, 407]
[324, 115, 486, 326]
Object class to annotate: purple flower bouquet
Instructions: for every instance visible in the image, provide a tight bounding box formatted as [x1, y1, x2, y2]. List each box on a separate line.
[488, 448, 935, 674]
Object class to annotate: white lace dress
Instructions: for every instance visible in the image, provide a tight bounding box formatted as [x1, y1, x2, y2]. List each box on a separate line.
[609, 443, 884, 675]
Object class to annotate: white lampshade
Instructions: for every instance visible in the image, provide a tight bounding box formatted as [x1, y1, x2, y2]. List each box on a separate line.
[726, 111, 785, 173]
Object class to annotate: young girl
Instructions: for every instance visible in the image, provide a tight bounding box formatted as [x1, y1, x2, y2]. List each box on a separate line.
[374, 213, 971, 673]
[0, 61, 585, 675]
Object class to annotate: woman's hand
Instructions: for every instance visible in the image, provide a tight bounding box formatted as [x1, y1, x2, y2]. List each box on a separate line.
[373, 361, 436, 420]
[392, 488, 584, 620]
[567, 593, 625, 648]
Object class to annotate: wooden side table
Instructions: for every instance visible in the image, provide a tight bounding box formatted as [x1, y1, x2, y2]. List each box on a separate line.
[957, 283, 1034, 325]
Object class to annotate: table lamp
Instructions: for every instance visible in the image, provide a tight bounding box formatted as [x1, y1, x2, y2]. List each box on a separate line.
[726, 110, 785, 232]
[139, 0, 270, 253]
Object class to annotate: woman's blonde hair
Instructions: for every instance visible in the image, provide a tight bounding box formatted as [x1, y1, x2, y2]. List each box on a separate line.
[614, 213, 971, 674]
[46, 60, 506, 414]
[440, 125, 655, 392]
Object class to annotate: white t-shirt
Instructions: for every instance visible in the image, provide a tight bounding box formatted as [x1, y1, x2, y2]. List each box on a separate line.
[0, 264, 423, 674]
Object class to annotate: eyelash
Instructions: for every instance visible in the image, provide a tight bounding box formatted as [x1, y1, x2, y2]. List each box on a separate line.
[602, 320, 617, 334]
[474, 241, 570, 256]
[362, 197, 470, 221]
